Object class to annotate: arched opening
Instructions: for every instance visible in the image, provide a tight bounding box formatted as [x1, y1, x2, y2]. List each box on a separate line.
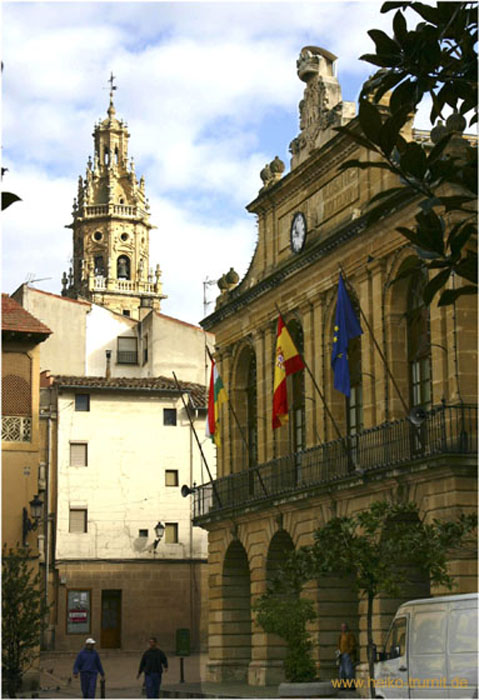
[232, 345, 257, 472]
[117, 255, 131, 280]
[104, 146, 110, 166]
[222, 540, 252, 681]
[317, 571, 359, 680]
[94, 255, 105, 276]
[286, 319, 305, 453]
[264, 530, 295, 681]
[114, 146, 119, 164]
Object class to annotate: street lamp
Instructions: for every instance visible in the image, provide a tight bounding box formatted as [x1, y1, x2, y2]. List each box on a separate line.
[153, 521, 165, 550]
[22, 494, 43, 546]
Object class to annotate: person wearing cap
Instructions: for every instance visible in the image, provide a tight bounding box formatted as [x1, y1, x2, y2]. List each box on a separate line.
[73, 638, 105, 698]
[137, 637, 168, 698]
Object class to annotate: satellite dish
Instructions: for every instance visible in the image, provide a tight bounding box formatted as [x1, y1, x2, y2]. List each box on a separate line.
[181, 484, 195, 498]
[408, 407, 427, 426]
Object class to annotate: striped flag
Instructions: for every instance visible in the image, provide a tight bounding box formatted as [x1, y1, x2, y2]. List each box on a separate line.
[206, 358, 227, 445]
[272, 315, 305, 429]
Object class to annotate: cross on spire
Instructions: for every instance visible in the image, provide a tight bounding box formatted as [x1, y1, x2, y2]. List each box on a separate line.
[108, 72, 117, 92]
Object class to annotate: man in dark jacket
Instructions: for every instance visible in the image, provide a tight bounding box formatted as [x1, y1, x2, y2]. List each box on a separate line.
[137, 637, 168, 698]
[73, 638, 105, 698]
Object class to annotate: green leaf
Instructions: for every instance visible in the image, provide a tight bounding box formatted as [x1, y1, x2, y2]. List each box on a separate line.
[423, 269, 451, 304]
[368, 186, 407, 205]
[358, 99, 384, 145]
[410, 2, 439, 25]
[2, 192, 21, 210]
[391, 255, 423, 285]
[334, 125, 380, 152]
[360, 53, 400, 68]
[400, 142, 427, 178]
[438, 285, 477, 306]
[381, 1, 410, 12]
[368, 28, 401, 55]
[390, 79, 418, 113]
[393, 9, 408, 43]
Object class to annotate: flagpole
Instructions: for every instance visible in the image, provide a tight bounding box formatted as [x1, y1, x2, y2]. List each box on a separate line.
[206, 347, 269, 496]
[274, 302, 346, 445]
[338, 264, 410, 416]
[172, 371, 222, 508]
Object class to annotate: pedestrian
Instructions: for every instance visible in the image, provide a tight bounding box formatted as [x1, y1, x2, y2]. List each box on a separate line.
[337, 622, 357, 683]
[137, 636, 168, 699]
[73, 638, 105, 699]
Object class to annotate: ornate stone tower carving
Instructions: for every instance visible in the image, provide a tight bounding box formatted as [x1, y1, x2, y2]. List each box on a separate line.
[62, 76, 166, 318]
[289, 47, 356, 169]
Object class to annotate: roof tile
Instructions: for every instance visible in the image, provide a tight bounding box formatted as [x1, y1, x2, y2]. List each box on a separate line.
[2, 294, 52, 336]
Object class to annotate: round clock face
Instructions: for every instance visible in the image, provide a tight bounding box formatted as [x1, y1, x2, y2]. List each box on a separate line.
[290, 212, 307, 253]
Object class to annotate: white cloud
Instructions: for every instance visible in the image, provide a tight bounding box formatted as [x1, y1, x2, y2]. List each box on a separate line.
[2, 0, 417, 326]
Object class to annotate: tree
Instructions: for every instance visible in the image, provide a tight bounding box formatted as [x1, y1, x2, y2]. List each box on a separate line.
[2, 546, 48, 698]
[254, 502, 477, 694]
[336, 2, 477, 306]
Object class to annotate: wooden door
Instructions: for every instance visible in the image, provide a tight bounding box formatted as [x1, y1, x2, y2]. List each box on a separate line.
[100, 590, 122, 648]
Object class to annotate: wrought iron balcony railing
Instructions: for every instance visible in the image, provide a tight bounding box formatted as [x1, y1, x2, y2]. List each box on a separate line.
[193, 404, 477, 520]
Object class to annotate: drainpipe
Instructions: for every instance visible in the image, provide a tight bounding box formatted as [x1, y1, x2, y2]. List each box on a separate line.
[105, 349, 112, 379]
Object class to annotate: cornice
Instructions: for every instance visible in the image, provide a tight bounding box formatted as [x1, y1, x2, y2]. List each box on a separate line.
[201, 189, 415, 331]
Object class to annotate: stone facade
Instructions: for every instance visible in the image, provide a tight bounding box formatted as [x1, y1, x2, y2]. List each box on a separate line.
[197, 47, 477, 685]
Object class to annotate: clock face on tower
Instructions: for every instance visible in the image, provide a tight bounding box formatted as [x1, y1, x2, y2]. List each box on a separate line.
[290, 212, 307, 253]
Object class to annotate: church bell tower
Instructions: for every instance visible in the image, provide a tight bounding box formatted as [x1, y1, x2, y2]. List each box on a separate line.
[62, 75, 166, 318]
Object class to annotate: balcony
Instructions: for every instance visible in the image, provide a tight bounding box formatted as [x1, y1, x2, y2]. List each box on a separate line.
[82, 204, 147, 219]
[193, 404, 477, 521]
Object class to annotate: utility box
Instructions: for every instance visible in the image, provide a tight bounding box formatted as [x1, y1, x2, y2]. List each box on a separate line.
[175, 628, 190, 656]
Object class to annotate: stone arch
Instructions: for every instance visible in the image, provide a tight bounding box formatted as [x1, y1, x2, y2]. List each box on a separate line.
[222, 539, 252, 681]
[230, 342, 257, 472]
[262, 529, 295, 682]
[117, 254, 131, 280]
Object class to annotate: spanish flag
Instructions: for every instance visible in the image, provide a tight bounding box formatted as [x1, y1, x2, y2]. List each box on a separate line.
[272, 315, 305, 429]
[206, 358, 227, 445]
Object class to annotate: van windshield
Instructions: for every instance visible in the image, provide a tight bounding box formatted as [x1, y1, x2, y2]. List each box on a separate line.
[384, 616, 407, 659]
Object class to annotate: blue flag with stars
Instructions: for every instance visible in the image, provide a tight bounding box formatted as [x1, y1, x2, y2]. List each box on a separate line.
[331, 274, 363, 396]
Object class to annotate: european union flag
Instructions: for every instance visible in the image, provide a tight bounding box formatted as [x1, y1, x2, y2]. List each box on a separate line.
[331, 274, 363, 396]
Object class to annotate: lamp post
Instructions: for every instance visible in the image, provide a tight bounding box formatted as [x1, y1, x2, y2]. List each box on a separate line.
[153, 521, 165, 550]
[22, 494, 43, 547]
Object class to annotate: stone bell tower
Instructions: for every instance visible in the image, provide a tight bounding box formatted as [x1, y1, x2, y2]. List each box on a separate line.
[62, 75, 166, 318]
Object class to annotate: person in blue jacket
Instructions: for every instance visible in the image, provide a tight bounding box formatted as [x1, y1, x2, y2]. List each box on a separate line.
[73, 638, 105, 698]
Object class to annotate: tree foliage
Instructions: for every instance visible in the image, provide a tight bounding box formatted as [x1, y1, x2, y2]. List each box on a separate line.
[336, 2, 477, 306]
[254, 502, 477, 691]
[2, 546, 48, 698]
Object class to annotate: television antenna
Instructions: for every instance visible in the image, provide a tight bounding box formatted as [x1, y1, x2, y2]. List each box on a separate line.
[25, 272, 53, 285]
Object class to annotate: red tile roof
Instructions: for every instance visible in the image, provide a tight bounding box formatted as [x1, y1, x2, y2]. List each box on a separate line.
[2, 294, 52, 337]
[52, 375, 207, 408]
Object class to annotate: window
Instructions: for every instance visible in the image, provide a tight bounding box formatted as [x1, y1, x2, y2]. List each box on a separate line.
[163, 408, 177, 426]
[143, 334, 149, 365]
[407, 270, 432, 409]
[165, 523, 178, 544]
[385, 616, 407, 659]
[70, 442, 88, 466]
[75, 394, 90, 412]
[94, 254, 104, 274]
[67, 590, 91, 634]
[139, 529, 148, 538]
[165, 470, 179, 487]
[69, 508, 87, 533]
[122, 310, 131, 317]
[117, 336, 138, 364]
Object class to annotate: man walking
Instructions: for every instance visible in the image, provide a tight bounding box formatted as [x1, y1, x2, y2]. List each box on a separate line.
[73, 638, 105, 698]
[137, 637, 168, 699]
[338, 622, 357, 683]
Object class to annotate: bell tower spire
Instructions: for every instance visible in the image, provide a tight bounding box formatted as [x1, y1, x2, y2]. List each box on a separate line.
[62, 76, 166, 318]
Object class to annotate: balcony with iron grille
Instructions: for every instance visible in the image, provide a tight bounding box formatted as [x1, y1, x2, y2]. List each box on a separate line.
[193, 404, 477, 524]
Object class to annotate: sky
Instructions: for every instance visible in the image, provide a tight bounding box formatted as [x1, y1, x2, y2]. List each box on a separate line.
[2, 0, 433, 326]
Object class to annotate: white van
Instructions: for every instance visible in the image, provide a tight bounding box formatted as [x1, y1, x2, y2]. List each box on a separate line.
[374, 593, 478, 699]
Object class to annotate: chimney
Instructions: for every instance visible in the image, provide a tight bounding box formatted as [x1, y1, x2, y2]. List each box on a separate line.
[105, 349, 112, 379]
